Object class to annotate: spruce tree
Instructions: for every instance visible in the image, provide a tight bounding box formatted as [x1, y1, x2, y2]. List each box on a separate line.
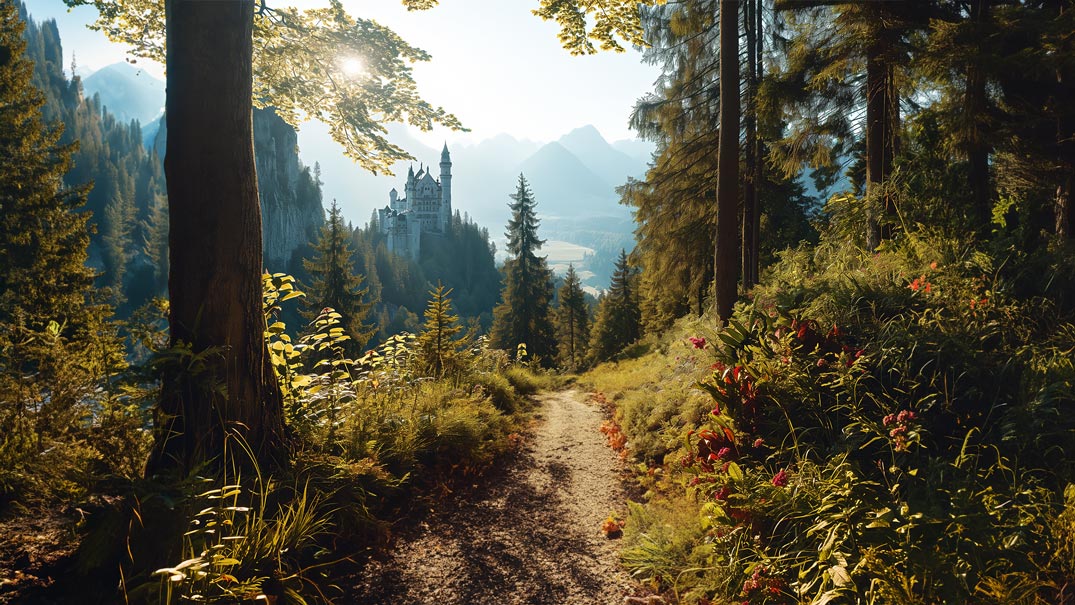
[415, 283, 464, 379]
[555, 265, 590, 371]
[589, 249, 642, 363]
[302, 200, 376, 357]
[490, 174, 557, 365]
[0, 0, 95, 335]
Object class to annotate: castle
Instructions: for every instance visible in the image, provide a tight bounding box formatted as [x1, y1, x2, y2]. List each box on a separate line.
[376, 144, 453, 260]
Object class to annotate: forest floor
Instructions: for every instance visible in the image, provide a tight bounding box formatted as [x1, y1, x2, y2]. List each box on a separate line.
[345, 388, 645, 605]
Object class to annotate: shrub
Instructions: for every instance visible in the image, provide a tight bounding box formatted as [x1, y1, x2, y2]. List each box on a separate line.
[597, 230, 1075, 604]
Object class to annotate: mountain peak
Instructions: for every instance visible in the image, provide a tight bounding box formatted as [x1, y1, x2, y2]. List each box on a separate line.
[559, 124, 608, 147]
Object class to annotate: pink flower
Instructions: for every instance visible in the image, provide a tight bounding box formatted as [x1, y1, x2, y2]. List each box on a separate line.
[753, 438, 764, 448]
[771, 470, 789, 487]
[716, 447, 731, 460]
[689, 336, 707, 349]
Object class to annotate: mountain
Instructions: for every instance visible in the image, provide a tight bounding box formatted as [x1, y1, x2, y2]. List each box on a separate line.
[518, 141, 617, 218]
[81, 62, 165, 127]
[296, 125, 651, 289]
[557, 125, 646, 187]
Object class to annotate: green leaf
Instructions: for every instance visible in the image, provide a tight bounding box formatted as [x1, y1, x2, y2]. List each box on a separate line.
[726, 462, 744, 482]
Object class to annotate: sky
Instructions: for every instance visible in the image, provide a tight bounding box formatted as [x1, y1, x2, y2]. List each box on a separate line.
[23, 0, 661, 146]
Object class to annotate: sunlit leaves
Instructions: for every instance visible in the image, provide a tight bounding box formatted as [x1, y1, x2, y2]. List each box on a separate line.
[532, 0, 663, 55]
[62, 0, 462, 174]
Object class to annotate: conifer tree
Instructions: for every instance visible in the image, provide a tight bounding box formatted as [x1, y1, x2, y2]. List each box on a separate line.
[589, 250, 642, 363]
[302, 200, 376, 357]
[490, 174, 557, 365]
[0, 0, 95, 335]
[415, 283, 464, 379]
[555, 265, 590, 371]
[0, 0, 126, 464]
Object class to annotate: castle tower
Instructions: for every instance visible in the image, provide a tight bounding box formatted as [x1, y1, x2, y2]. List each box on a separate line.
[439, 142, 452, 231]
[389, 187, 400, 210]
[404, 165, 415, 212]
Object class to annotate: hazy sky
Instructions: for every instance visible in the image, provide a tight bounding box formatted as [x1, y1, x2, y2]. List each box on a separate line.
[23, 0, 659, 145]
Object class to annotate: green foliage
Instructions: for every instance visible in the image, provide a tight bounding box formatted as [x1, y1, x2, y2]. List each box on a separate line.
[590, 223, 1075, 604]
[589, 249, 642, 363]
[65, 0, 462, 174]
[414, 284, 466, 380]
[490, 175, 558, 365]
[0, 1, 145, 514]
[302, 200, 376, 357]
[555, 264, 591, 371]
[532, 0, 652, 54]
[348, 213, 501, 344]
[18, 2, 169, 314]
[148, 478, 331, 605]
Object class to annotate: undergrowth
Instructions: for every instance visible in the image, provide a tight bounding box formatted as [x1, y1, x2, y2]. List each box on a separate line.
[586, 230, 1075, 604]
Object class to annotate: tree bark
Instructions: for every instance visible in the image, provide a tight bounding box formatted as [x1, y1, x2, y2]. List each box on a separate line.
[149, 0, 285, 475]
[966, 0, 991, 230]
[742, 0, 758, 290]
[865, 8, 898, 249]
[715, 0, 740, 321]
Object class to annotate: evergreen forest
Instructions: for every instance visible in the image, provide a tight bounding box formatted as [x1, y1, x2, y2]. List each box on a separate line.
[1, 0, 1074, 604]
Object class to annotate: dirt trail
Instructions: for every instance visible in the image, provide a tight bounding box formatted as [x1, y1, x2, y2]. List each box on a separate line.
[348, 388, 636, 605]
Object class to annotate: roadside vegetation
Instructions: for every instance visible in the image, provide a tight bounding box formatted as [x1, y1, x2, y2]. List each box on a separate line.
[583, 215, 1075, 604]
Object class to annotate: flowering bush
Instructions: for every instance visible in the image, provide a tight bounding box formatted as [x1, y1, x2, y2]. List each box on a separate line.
[614, 233, 1075, 604]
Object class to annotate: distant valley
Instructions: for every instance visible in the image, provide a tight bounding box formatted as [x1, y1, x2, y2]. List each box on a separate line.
[77, 61, 654, 290]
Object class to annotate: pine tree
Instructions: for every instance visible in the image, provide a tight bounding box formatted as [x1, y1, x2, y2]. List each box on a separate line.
[0, 0, 126, 468]
[589, 250, 642, 363]
[302, 200, 376, 357]
[0, 0, 95, 335]
[490, 174, 557, 365]
[555, 265, 590, 371]
[415, 283, 464, 379]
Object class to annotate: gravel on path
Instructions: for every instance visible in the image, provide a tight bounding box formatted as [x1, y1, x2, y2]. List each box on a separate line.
[347, 388, 636, 605]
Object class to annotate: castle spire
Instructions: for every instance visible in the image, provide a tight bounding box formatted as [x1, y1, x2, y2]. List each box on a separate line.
[441, 142, 450, 162]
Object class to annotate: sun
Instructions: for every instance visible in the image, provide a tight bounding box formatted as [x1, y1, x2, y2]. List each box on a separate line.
[340, 57, 365, 77]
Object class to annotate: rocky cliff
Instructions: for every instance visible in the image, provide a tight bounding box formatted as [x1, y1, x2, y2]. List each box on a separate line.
[152, 108, 325, 272]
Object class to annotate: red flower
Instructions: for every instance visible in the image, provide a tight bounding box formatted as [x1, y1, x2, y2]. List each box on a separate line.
[716, 447, 731, 460]
[689, 336, 707, 349]
[909, 277, 921, 292]
[771, 470, 789, 487]
[753, 438, 764, 448]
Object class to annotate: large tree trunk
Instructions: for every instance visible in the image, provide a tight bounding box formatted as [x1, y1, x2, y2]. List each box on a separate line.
[742, 0, 758, 290]
[865, 12, 898, 249]
[149, 0, 285, 474]
[966, 0, 991, 230]
[715, 0, 740, 321]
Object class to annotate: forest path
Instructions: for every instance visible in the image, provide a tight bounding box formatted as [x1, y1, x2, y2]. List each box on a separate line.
[347, 388, 637, 605]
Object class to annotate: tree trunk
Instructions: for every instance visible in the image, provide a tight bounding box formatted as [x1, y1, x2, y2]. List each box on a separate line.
[1055, 1, 1073, 241]
[149, 0, 285, 475]
[966, 0, 991, 230]
[865, 11, 898, 249]
[715, 0, 740, 322]
[1056, 174, 1071, 241]
[752, 0, 763, 285]
[742, 0, 758, 290]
